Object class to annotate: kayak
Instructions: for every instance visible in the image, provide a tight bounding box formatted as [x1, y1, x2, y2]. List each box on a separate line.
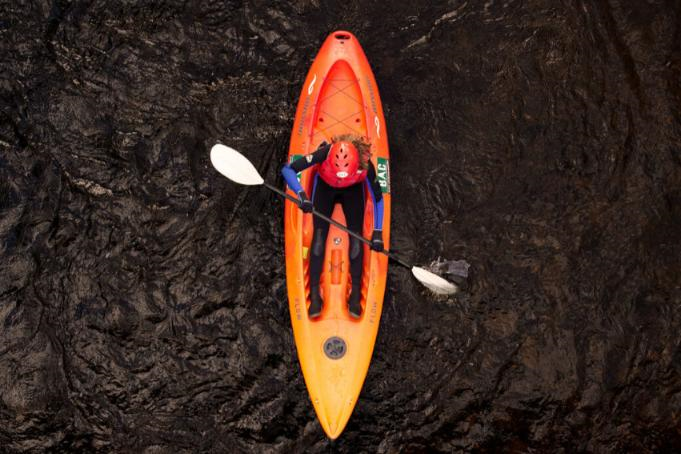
[284, 31, 391, 439]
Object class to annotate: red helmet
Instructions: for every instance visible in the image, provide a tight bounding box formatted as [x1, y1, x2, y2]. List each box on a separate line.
[328, 141, 359, 179]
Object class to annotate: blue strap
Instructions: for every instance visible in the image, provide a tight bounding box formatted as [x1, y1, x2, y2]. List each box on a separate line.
[366, 178, 384, 231]
[311, 174, 319, 201]
[281, 164, 303, 195]
[374, 199, 384, 231]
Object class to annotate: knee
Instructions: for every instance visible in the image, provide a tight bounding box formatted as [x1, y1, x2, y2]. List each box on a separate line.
[313, 229, 326, 257]
[350, 238, 362, 260]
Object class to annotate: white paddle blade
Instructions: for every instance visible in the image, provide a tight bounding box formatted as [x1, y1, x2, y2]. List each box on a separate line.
[411, 266, 459, 295]
[210, 144, 264, 186]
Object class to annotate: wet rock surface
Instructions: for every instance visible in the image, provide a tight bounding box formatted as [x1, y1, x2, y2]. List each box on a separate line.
[1, 1, 680, 452]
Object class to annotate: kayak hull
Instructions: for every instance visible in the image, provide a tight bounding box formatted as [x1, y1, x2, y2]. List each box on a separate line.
[284, 31, 391, 439]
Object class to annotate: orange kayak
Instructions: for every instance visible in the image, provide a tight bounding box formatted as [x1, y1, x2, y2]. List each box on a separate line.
[284, 31, 391, 439]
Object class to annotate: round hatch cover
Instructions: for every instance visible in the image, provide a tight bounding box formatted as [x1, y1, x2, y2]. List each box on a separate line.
[323, 336, 347, 360]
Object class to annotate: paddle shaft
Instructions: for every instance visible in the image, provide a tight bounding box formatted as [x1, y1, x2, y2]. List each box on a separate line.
[263, 182, 411, 269]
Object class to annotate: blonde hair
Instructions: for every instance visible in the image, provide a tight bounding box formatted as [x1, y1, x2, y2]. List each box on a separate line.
[331, 134, 372, 169]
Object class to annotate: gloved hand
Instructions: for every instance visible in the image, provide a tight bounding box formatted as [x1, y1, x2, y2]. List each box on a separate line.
[370, 230, 384, 252]
[297, 191, 313, 213]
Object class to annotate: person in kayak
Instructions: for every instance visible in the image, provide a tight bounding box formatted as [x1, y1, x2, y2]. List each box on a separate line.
[281, 134, 384, 319]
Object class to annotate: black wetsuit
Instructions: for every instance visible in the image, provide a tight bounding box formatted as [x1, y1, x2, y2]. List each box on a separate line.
[283, 143, 384, 291]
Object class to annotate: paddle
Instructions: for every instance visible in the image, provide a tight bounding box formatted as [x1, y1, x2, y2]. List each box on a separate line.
[210, 144, 458, 295]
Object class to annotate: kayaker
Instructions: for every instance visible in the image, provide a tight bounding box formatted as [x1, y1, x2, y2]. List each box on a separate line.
[281, 134, 384, 319]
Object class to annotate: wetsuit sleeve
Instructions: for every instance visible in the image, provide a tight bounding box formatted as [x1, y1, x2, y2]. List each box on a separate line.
[281, 143, 330, 194]
[366, 162, 384, 231]
[281, 165, 303, 194]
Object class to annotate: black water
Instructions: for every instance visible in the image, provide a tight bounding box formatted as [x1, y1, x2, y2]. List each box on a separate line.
[1, 1, 680, 452]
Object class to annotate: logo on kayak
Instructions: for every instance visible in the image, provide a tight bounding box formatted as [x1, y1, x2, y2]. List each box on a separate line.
[376, 157, 390, 193]
[307, 73, 317, 95]
[297, 97, 310, 136]
[290, 155, 303, 182]
[365, 76, 378, 114]
[323, 336, 347, 360]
